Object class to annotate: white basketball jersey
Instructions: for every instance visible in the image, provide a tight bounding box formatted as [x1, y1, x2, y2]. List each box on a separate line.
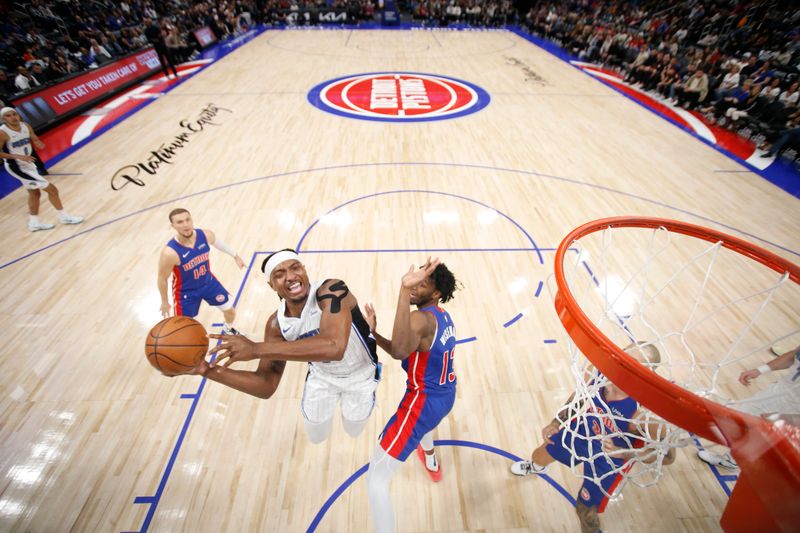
[1, 123, 36, 172]
[276, 280, 377, 377]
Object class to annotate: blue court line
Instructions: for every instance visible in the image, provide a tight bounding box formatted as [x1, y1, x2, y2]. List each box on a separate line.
[306, 439, 577, 532]
[544, 339, 557, 344]
[130, 245, 488, 530]
[692, 437, 735, 497]
[128, 250, 256, 533]
[294, 189, 545, 265]
[506, 26, 800, 198]
[3, 161, 798, 271]
[132, 372, 208, 532]
[503, 312, 524, 328]
[534, 280, 544, 298]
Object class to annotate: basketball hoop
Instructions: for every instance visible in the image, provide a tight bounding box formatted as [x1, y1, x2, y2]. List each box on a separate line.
[552, 216, 800, 532]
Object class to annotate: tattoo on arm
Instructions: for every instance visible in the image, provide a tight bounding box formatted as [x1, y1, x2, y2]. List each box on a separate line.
[575, 502, 601, 533]
[317, 280, 350, 314]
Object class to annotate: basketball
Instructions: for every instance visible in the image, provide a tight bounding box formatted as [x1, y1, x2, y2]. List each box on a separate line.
[145, 316, 209, 375]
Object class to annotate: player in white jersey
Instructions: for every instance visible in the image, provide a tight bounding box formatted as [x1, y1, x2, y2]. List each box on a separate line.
[0, 107, 83, 232]
[698, 343, 800, 469]
[193, 249, 380, 443]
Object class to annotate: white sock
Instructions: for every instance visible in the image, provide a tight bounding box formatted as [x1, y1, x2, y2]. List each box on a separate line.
[224, 322, 234, 330]
[420, 430, 438, 471]
[367, 445, 401, 533]
[425, 451, 438, 472]
[56, 209, 70, 220]
[30, 215, 40, 224]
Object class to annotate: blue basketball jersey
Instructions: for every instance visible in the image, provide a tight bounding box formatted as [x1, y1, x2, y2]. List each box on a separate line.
[580, 384, 639, 449]
[167, 229, 213, 294]
[401, 305, 457, 394]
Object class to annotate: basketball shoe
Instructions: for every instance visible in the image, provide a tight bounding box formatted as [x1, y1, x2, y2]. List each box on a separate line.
[771, 343, 790, 356]
[222, 325, 240, 335]
[416, 445, 442, 482]
[697, 450, 738, 470]
[510, 460, 549, 476]
[29, 221, 55, 232]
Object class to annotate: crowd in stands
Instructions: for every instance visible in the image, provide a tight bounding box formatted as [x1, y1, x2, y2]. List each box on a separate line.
[404, 0, 516, 26]
[522, 0, 800, 158]
[0, 0, 263, 105]
[2, 0, 798, 160]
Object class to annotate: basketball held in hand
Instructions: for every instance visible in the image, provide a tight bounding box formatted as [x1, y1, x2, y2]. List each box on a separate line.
[145, 316, 209, 375]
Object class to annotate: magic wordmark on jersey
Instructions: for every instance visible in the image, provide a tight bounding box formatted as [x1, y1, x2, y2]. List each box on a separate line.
[307, 72, 491, 122]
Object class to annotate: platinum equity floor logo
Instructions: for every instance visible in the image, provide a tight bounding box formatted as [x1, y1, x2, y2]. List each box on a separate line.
[307, 72, 490, 122]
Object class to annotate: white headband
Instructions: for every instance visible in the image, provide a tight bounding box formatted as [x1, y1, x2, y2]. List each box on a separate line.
[1, 107, 15, 116]
[262, 250, 300, 278]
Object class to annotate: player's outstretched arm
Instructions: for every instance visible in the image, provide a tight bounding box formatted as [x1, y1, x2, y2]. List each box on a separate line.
[739, 344, 799, 385]
[205, 229, 245, 269]
[386, 258, 439, 360]
[200, 312, 287, 399]
[209, 279, 354, 365]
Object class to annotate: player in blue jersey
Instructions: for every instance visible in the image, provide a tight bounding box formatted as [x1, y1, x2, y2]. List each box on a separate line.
[510, 343, 675, 533]
[364, 257, 459, 533]
[157, 208, 244, 334]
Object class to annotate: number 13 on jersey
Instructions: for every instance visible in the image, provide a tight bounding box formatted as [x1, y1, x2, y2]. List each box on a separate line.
[439, 348, 455, 385]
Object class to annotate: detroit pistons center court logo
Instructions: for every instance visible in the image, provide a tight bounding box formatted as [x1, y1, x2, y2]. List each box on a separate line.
[307, 72, 490, 122]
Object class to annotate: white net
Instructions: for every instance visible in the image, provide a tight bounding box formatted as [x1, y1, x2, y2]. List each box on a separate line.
[552, 222, 800, 502]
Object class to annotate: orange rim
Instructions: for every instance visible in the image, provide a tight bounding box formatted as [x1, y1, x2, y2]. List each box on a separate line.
[554, 216, 800, 443]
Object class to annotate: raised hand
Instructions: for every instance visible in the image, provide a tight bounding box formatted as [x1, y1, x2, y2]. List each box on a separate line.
[364, 303, 377, 333]
[208, 333, 256, 367]
[401, 257, 440, 289]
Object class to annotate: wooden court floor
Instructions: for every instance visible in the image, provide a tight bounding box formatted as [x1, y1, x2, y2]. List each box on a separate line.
[1, 29, 798, 532]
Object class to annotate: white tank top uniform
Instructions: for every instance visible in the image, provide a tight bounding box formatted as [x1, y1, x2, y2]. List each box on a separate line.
[277, 280, 377, 379]
[1, 123, 48, 188]
[277, 280, 381, 425]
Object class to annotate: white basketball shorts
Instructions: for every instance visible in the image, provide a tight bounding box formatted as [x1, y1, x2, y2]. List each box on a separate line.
[5, 161, 49, 190]
[301, 363, 379, 424]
